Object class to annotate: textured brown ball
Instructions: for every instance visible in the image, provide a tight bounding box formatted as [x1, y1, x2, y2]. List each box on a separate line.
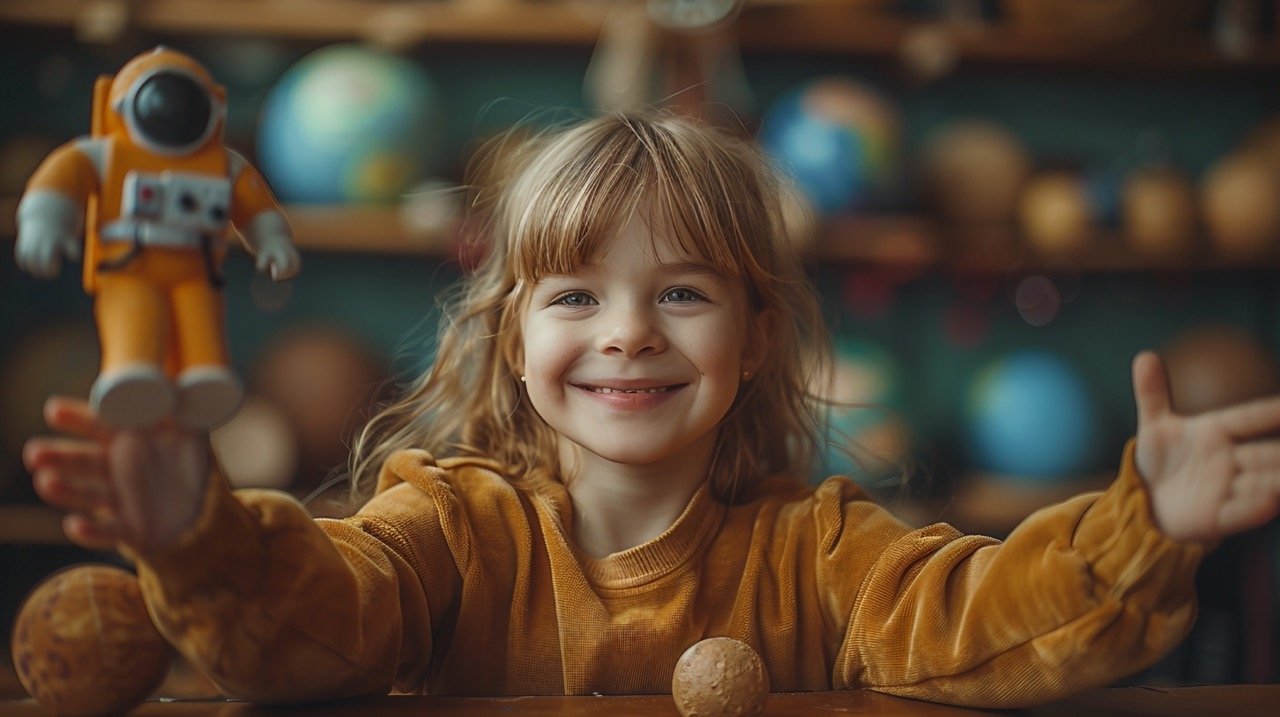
[11, 565, 171, 717]
[672, 637, 769, 717]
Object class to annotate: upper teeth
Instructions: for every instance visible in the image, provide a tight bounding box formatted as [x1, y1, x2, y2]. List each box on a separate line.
[590, 387, 669, 394]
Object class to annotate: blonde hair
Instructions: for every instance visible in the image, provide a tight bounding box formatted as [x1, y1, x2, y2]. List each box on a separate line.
[349, 112, 832, 503]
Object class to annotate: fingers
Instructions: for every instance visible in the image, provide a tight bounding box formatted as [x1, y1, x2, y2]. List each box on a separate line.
[23, 436, 106, 473]
[1217, 471, 1280, 536]
[1217, 394, 1280, 441]
[43, 396, 109, 440]
[33, 467, 112, 514]
[1132, 351, 1173, 427]
[62, 513, 121, 552]
[1235, 440, 1280, 472]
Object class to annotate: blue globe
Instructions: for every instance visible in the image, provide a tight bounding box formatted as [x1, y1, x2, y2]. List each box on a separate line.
[760, 77, 900, 214]
[257, 44, 439, 204]
[967, 350, 1100, 481]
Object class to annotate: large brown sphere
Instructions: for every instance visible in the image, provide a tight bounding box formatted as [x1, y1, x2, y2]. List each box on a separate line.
[251, 326, 387, 490]
[1200, 153, 1280, 261]
[11, 565, 171, 717]
[672, 637, 769, 717]
[1162, 327, 1280, 415]
[921, 120, 1032, 228]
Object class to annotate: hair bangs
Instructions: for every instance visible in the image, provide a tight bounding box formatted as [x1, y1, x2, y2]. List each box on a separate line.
[506, 123, 651, 283]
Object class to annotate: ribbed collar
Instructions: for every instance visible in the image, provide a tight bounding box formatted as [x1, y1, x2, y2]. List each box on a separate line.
[531, 479, 726, 591]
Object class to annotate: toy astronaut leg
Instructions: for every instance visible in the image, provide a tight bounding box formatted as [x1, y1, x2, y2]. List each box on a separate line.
[172, 271, 241, 429]
[92, 269, 175, 428]
[92, 247, 241, 429]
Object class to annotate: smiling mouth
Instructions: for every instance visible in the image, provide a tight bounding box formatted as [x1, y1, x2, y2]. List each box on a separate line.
[573, 384, 687, 395]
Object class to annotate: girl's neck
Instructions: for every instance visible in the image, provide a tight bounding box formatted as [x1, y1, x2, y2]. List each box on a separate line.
[559, 431, 717, 559]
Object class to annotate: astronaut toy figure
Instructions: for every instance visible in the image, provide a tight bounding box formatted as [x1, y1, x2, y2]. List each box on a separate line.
[15, 46, 300, 430]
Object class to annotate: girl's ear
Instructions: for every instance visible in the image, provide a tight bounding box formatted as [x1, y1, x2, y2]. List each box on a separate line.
[742, 307, 775, 377]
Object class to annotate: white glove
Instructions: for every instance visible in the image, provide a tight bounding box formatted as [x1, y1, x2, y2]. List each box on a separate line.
[15, 192, 82, 279]
[245, 211, 300, 281]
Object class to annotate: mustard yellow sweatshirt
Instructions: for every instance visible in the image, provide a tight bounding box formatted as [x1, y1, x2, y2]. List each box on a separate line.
[135, 441, 1204, 708]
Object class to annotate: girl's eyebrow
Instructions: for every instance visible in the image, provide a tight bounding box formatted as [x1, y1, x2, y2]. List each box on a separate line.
[539, 261, 728, 284]
[654, 261, 730, 284]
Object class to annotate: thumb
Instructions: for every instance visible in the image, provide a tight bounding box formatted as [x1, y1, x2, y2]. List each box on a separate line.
[1133, 351, 1173, 427]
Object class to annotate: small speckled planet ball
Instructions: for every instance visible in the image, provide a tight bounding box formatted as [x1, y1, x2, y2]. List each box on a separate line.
[672, 637, 769, 717]
[11, 565, 171, 717]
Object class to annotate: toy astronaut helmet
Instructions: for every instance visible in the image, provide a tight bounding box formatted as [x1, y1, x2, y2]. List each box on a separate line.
[109, 46, 227, 156]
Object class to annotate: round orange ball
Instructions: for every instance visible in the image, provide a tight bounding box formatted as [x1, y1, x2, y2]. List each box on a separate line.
[672, 637, 769, 717]
[1122, 166, 1198, 260]
[1019, 171, 1094, 255]
[11, 565, 171, 717]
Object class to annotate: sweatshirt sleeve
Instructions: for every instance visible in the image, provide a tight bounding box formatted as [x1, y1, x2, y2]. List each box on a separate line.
[133, 451, 461, 704]
[825, 440, 1206, 708]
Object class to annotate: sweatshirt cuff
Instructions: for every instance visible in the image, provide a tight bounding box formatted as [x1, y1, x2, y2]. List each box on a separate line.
[134, 471, 273, 605]
[1073, 439, 1206, 603]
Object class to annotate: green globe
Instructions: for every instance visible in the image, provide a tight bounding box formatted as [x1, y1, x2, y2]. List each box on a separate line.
[258, 44, 439, 204]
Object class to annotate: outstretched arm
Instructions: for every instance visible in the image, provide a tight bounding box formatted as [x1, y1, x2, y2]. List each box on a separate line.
[24, 398, 449, 703]
[1133, 350, 1280, 543]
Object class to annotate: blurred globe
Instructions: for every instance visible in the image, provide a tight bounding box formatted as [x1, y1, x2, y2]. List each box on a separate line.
[760, 77, 900, 214]
[817, 339, 910, 484]
[967, 350, 1100, 481]
[258, 44, 439, 204]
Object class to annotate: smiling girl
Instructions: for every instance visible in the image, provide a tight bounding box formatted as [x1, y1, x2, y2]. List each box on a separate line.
[24, 112, 1280, 707]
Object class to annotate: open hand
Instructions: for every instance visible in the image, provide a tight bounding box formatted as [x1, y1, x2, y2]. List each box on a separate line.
[1132, 351, 1280, 543]
[24, 397, 209, 556]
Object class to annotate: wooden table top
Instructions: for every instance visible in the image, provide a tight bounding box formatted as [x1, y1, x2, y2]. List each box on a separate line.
[1, 685, 1277, 716]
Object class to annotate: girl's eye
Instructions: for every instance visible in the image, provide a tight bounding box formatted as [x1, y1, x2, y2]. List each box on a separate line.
[551, 291, 596, 307]
[662, 287, 706, 304]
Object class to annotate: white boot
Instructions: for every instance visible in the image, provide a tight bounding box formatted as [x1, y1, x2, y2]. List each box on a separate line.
[90, 364, 174, 428]
[176, 365, 243, 429]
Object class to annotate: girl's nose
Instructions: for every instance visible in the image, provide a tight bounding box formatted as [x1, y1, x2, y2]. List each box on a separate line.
[596, 305, 666, 357]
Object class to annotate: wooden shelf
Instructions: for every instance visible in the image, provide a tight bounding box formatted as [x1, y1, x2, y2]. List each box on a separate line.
[0, 504, 68, 545]
[4, 197, 1277, 270]
[2, 0, 1279, 72]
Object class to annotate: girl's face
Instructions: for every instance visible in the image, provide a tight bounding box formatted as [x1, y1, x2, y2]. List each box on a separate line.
[519, 217, 757, 470]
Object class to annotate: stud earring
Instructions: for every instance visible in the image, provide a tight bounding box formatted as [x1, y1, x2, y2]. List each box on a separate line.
[741, 370, 752, 381]
[520, 375, 527, 383]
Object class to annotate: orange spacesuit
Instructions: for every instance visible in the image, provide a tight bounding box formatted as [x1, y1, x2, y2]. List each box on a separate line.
[15, 46, 300, 429]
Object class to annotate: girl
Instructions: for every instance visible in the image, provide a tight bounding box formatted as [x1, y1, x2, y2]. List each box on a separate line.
[24, 112, 1280, 708]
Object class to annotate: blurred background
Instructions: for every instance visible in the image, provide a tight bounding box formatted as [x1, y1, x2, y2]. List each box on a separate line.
[1, 0, 1278, 697]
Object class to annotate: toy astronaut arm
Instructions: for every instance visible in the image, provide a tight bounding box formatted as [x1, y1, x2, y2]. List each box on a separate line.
[15, 140, 99, 279]
[228, 150, 300, 281]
